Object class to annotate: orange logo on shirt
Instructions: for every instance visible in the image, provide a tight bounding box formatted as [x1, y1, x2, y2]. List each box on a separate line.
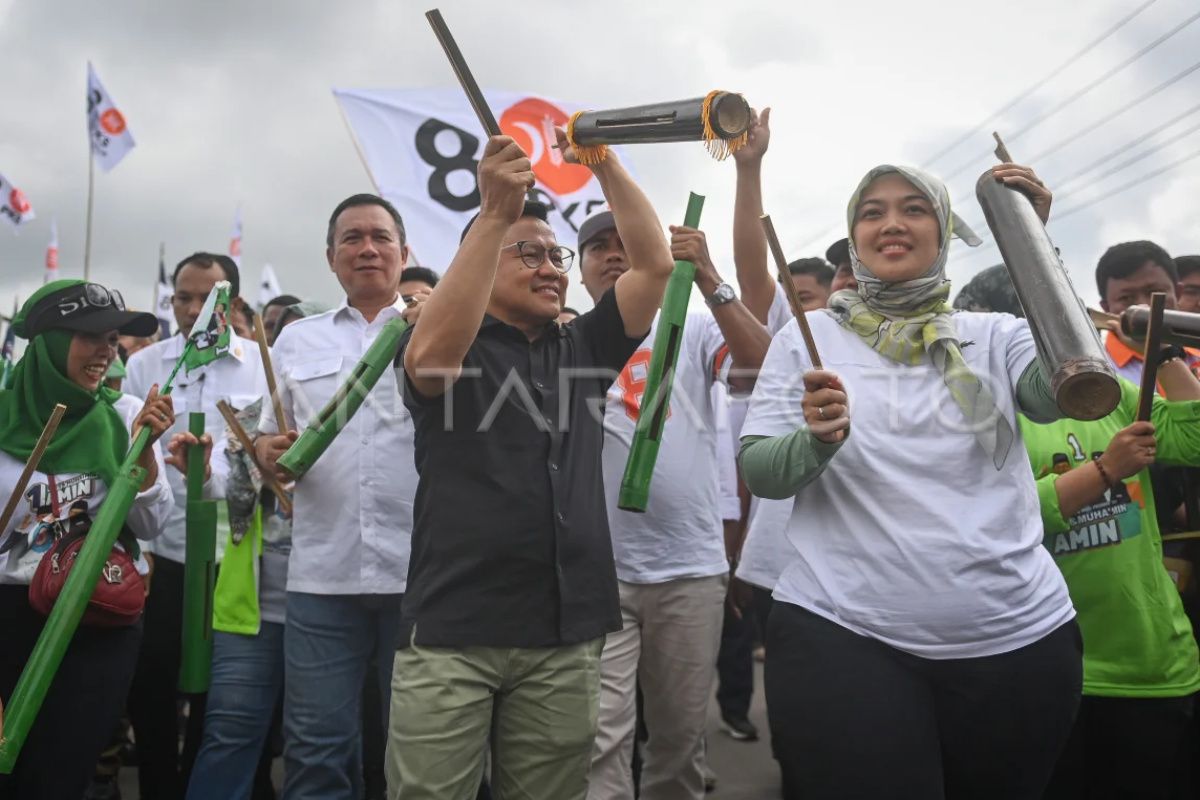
[615, 349, 672, 423]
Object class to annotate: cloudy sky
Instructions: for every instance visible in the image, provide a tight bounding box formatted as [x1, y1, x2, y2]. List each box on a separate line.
[2, 0, 1198, 321]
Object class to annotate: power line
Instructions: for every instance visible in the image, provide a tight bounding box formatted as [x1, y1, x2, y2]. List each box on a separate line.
[1054, 101, 1200, 189]
[1007, 8, 1200, 144]
[950, 53, 1200, 184]
[1053, 145, 1200, 220]
[921, 0, 1160, 168]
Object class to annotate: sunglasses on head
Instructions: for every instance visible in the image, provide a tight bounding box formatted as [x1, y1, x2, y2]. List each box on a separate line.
[26, 283, 126, 336]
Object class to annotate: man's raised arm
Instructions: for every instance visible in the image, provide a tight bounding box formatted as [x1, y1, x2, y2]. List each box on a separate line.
[731, 107, 774, 325]
[404, 136, 534, 398]
[560, 132, 674, 337]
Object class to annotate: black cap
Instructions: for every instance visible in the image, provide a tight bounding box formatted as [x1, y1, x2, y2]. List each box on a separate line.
[577, 210, 615, 252]
[825, 238, 850, 268]
[22, 283, 159, 339]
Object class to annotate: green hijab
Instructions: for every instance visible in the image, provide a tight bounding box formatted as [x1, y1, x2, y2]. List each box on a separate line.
[827, 165, 1014, 470]
[0, 280, 128, 485]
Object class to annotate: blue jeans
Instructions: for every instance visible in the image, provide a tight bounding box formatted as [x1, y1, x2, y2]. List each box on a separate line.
[186, 623, 285, 800]
[282, 592, 405, 800]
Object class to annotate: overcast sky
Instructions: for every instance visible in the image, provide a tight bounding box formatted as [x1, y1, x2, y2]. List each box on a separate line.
[2, 0, 1198, 320]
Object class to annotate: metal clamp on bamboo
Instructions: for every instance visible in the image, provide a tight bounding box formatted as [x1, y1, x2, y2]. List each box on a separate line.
[975, 171, 1120, 420]
[566, 93, 751, 165]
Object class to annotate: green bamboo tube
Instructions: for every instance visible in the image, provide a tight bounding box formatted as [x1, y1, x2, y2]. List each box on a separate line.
[617, 192, 705, 512]
[179, 412, 216, 693]
[277, 316, 410, 479]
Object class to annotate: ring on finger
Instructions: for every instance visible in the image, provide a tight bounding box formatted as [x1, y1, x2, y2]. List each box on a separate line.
[817, 406, 826, 420]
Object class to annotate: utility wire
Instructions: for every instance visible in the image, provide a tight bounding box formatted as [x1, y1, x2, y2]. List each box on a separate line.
[921, 0, 1160, 168]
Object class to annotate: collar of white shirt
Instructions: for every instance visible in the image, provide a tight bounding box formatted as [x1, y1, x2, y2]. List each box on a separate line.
[332, 295, 408, 325]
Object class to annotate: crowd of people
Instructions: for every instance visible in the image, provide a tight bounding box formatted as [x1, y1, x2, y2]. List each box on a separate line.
[1, 107, 1199, 800]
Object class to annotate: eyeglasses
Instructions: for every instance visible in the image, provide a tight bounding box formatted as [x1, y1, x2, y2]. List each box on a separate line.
[501, 241, 575, 274]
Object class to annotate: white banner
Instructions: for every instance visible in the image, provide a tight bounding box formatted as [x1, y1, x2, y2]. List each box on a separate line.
[333, 88, 613, 271]
[0, 172, 34, 227]
[258, 263, 282, 310]
[87, 62, 136, 172]
[155, 253, 173, 339]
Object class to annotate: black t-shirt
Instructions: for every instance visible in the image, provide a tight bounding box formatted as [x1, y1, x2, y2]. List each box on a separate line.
[398, 287, 644, 648]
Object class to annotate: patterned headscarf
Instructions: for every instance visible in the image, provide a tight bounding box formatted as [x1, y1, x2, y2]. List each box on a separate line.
[828, 165, 1015, 469]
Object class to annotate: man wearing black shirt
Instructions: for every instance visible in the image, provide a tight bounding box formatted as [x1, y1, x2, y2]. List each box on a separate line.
[390, 132, 674, 799]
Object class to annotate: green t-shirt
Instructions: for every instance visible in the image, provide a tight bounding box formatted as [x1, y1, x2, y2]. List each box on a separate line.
[1019, 379, 1200, 698]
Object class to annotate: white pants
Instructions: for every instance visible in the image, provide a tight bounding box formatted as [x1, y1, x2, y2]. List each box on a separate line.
[587, 575, 726, 800]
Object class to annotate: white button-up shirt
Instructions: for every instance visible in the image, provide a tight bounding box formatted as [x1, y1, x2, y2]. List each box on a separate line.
[125, 332, 268, 564]
[258, 298, 416, 596]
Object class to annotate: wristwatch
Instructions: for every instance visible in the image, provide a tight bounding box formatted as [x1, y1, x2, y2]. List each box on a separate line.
[705, 282, 737, 308]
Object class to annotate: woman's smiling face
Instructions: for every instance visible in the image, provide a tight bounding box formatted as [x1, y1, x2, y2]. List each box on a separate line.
[851, 173, 941, 283]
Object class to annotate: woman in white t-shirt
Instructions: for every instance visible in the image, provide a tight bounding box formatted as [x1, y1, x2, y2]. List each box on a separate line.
[740, 164, 1082, 799]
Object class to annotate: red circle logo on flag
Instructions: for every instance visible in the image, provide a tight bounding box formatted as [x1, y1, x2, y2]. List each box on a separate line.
[100, 108, 126, 136]
[499, 98, 592, 197]
[9, 188, 30, 215]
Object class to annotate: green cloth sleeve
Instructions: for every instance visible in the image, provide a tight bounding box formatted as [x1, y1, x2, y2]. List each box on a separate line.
[1150, 393, 1200, 466]
[1034, 473, 1072, 535]
[1016, 361, 1060, 424]
[738, 430, 843, 500]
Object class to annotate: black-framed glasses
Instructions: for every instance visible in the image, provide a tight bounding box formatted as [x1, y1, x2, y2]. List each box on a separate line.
[501, 241, 575, 274]
[28, 282, 125, 327]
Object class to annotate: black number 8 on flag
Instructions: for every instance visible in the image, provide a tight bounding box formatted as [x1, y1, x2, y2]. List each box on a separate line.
[414, 118, 481, 212]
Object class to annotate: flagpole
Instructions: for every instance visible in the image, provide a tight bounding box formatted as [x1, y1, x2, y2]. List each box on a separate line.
[83, 152, 95, 281]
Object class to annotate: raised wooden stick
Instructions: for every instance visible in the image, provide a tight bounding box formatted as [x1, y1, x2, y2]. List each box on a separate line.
[993, 131, 1014, 163]
[251, 314, 288, 433]
[216, 400, 292, 517]
[1136, 292, 1167, 422]
[425, 9, 501, 137]
[760, 214, 822, 368]
[0, 404, 67, 537]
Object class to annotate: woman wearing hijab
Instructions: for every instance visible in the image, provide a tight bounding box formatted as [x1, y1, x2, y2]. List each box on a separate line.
[739, 165, 1082, 798]
[0, 279, 176, 800]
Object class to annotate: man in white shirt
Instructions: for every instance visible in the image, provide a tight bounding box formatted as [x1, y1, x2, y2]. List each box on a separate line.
[124, 251, 268, 800]
[580, 211, 771, 800]
[255, 194, 421, 800]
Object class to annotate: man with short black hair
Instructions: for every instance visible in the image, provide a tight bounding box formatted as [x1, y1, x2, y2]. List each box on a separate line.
[255, 192, 422, 800]
[125, 251, 269, 800]
[782, 258, 834, 312]
[263, 294, 302, 344]
[1176, 255, 1200, 313]
[1096, 240, 1197, 384]
[389, 131, 673, 800]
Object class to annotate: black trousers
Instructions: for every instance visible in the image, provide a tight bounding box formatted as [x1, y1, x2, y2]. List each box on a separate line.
[764, 602, 1083, 800]
[1043, 693, 1196, 800]
[715, 592, 755, 720]
[0, 584, 143, 800]
[127, 555, 208, 800]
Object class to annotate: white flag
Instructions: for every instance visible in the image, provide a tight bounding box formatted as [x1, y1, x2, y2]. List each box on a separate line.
[229, 206, 243, 266]
[258, 263, 282, 310]
[0, 172, 35, 228]
[45, 218, 58, 283]
[87, 62, 136, 172]
[332, 88, 614, 271]
[155, 246, 173, 339]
